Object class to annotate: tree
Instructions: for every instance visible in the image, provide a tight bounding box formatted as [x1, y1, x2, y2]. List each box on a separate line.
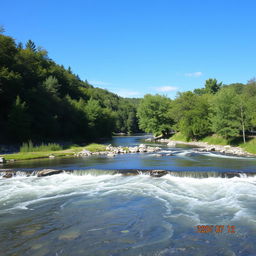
[205, 78, 222, 94]
[211, 87, 240, 139]
[171, 92, 211, 139]
[0, 25, 5, 33]
[137, 94, 173, 137]
[43, 76, 60, 95]
[25, 39, 36, 52]
[7, 96, 30, 142]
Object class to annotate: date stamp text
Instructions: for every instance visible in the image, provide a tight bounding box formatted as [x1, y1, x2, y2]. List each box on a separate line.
[195, 225, 235, 234]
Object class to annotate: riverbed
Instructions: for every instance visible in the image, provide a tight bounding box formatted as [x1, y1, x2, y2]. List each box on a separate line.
[0, 135, 256, 256]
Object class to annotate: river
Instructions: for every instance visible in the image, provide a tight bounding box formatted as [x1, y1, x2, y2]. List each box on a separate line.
[0, 135, 256, 256]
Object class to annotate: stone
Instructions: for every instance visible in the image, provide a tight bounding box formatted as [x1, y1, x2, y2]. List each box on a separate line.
[0, 157, 6, 163]
[3, 172, 13, 178]
[58, 231, 80, 240]
[150, 170, 168, 177]
[107, 153, 116, 157]
[129, 147, 139, 153]
[167, 141, 177, 147]
[37, 169, 63, 177]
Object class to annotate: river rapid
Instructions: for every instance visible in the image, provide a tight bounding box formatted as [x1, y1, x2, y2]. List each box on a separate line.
[0, 135, 256, 256]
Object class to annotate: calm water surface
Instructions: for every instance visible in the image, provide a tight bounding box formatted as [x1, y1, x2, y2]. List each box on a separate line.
[0, 135, 256, 256]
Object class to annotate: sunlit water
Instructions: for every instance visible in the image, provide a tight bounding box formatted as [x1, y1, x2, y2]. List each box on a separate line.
[0, 136, 256, 256]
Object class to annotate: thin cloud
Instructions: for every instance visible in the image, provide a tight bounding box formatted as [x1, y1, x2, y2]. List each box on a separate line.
[156, 86, 178, 92]
[185, 72, 203, 77]
[89, 80, 111, 86]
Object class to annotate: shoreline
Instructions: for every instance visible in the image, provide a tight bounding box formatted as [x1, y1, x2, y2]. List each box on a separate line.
[0, 144, 161, 163]
[156, 138, 255, 157]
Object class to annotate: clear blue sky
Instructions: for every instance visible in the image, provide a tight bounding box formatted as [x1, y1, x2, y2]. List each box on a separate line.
[1, 0, 256, 98]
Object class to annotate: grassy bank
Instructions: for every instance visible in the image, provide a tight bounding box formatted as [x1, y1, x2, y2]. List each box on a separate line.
[170, 133, 256, 154]
[0, 143, 107, 161]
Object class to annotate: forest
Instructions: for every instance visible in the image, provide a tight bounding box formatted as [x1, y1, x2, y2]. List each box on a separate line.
[1, 29, 256, 148]
[137, 78, 256, 147]
[0, 31, 140, 144]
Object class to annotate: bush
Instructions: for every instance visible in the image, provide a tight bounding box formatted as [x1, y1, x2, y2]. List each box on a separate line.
[20, 141, 62, 152]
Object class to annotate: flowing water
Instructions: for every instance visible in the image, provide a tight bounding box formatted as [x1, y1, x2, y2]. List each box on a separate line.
[0, 135, 256, 256]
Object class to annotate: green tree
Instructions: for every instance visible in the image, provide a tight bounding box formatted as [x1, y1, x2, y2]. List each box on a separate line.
[25, 39, 36, 52]
[171, 92, 211, 139]
[205, 78, 222, 94]
[211, 87, 240, 139]
[137, 94, 173, 137]
[43, 76, 60, 95]
[8, 96, 30, 142]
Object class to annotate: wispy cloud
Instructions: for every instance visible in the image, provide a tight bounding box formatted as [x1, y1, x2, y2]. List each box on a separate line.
[89, 80, 111, 86]
[156, 86, 178, 92]
[185, 72, 203, 77]
[115, 89, 140, 98]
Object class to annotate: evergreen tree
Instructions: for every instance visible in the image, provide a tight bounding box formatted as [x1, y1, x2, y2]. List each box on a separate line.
[25, 39, 36, 52]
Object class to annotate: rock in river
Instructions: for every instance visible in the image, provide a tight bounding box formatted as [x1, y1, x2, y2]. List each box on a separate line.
[0, 157, 6, 163]
[150, 170, 168, 177]
[3, 172, 13, 178]
[37, 169, 63, 177]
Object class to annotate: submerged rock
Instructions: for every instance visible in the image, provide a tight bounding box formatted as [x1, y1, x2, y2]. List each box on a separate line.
[37, 169, 63, 177]
[59, 230, 80, 240]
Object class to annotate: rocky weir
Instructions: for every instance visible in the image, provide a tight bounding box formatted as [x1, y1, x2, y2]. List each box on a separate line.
[1, 169, 255, 179]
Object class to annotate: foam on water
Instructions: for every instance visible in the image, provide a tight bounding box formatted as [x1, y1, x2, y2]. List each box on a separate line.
[0, 172, 255, 227]
[1, 171, 256, 255]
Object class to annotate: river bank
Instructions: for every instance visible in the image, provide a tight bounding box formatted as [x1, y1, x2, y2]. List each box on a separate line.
[154, 138, 255, 157]
[0, 143, 161, 163]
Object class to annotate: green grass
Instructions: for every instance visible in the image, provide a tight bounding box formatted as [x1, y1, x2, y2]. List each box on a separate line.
[84, 143, 107, 152]
[239, 138, 256, 154]
[170, 132, 190, 142]
[2, 151, 74, 161]
[0, 143, 107, 161]
[20, 141, 62, 152]
[201, 135, 229, 145]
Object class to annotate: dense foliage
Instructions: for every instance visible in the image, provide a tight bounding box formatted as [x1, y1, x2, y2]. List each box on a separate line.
[1, 30, 256, 145]
[137, 79, 256, 142]
[137, 94, 173, 136]
[0, 32, 140, 143]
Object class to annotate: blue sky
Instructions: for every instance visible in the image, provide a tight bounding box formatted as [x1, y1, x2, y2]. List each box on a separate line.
[1, 0, 256, 98]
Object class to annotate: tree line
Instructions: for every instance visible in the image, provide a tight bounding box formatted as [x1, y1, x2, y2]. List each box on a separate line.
[137, 78, 256, 143]
[1, 29, 255, 145]
[0, 31, 140, 144]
